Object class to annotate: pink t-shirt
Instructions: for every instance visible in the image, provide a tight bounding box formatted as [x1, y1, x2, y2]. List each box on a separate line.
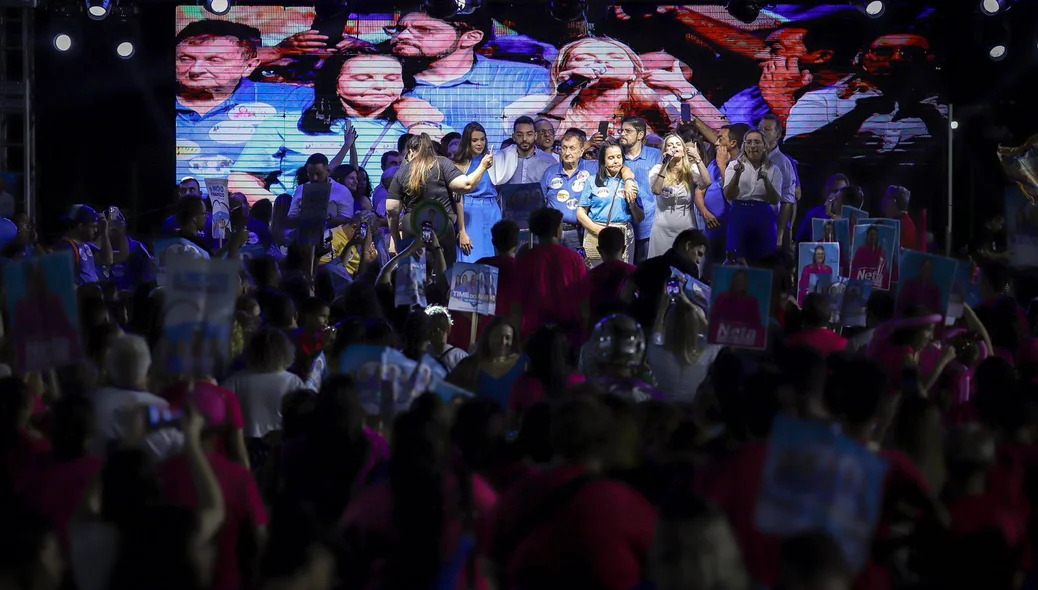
[710, 292, 765, 349]
[360, 426, 390, 486]
[339, 474, 498, 590]
[798, 264, 832, 306]
[160, 451, 268, 590]
[17, 455, 103, 551]
[514, 244, 589, 339]
[786, 328, 848, 357]
[898, 279, 943, 316]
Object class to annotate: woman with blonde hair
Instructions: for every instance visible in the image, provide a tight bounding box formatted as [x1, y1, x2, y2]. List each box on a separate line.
[647, 288, 720, 403]
[385, 133, 494, 264]
[504, 38, 720, 138]
[648, 133, 711, 257]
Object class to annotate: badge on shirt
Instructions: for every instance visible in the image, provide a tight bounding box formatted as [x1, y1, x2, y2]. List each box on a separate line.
[549, 177, 564, 190]
[556, 189, 570, 202]
[572, 180, 585, 193]
[566, 198, 580, 210]
[577, 170, 590, 181]
[596, 187, 610, 198]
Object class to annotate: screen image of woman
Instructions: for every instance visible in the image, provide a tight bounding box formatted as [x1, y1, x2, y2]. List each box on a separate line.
[708, 268, 766, 349]
[897, 255, 947, 317]
[232, 51, 449, 197]
[798, 243, 836, 307]
[850, 225, 890, 290]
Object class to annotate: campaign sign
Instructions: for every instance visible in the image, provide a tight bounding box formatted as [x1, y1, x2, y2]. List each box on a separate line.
[850, 223, 897, 290]
[947, 263, 980, 322]
[339, 345, 423, 416]
[394, 255, 428, 308]
[297, 182, 332, 247]
[500, 183, 545, 230]
[797, 242, 839, 307]
[448, 263, 499, 316]
[812, 218, 851, 273]
[897, 251, 957, 318]
[840, 279, 873, 328]
[3, 251, 84, 373]
[841, 205, 869, 228]
[207, 177, 230, 240]
[1005, 184, 1038, 269]
[707, 265, 772, 350]
[670, 266, 710, 314]
[162, 255, 238, 377]
[856, 218, 901, 279]
[755, 415, 889, 574]
[154, 237, 210, 286]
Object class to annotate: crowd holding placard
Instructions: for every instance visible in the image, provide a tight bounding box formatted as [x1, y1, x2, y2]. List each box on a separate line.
[4, 16, 1038, 589]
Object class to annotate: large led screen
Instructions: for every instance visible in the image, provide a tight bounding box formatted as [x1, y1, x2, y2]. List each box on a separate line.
[175, 4, 946, 204]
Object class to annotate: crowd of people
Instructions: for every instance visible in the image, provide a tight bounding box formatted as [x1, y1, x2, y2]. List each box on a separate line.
[2, 85, 1037, 590]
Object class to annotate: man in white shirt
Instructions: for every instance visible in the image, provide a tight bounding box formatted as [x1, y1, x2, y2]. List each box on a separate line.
[90, 334, 183, 461]
[722, 129, 783, 263]
[288, 152, 354, 227]
[489, 116, 557, 186]
[758, 114, 799, 252]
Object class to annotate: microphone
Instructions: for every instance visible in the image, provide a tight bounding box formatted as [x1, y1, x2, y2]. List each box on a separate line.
[556, 64, 607, 94]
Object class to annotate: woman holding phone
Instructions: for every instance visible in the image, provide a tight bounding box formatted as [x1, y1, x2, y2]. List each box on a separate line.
[386, 134, 494, 266]
[452, 122, 500, 262]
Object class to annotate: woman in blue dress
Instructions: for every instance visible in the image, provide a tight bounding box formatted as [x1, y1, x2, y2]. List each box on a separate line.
[451, 122, 500, 263]
[446, 317, 526, 410]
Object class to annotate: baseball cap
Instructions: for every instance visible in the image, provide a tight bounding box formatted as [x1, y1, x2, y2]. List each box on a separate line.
[66, 204, 100, 225]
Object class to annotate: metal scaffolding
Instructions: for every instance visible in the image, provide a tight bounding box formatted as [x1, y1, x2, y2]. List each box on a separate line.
[0, 6, 34, 219]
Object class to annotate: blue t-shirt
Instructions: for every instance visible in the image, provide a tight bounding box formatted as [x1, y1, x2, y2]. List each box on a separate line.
[234, 116, 411, 196]
[107, 239, 154, 291]
[55, 239, 100, 286]
[540, 160, 599, 226]
[623, 146, 663, 240]
[405, 54, 551, 148]
[703, 160, 728, 226]
[176, 80, 313, 192]
[578, 176, 641, 225]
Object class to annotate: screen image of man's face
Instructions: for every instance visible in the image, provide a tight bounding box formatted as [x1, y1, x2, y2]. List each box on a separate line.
[389, 13, 462, 60]
[176, 35, 258, 94]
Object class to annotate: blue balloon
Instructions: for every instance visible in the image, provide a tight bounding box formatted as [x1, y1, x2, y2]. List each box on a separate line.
[0, 217, 16, 243]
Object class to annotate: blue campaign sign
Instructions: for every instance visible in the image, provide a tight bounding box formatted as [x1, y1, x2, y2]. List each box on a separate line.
[339, 345, 420, 416]
[298, 182, 331, 247]
[755, 415, 889, 573]
[500, 183, 545, 230]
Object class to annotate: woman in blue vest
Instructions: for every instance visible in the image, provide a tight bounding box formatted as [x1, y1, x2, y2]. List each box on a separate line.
[452, 122, 501, 262]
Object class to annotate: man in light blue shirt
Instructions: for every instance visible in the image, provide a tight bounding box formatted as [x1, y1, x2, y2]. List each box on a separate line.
[540, 129, 599, 251]
[618, 116, 662, 264]
[176, 20, 312, 197]
[387, 12, 551, 147]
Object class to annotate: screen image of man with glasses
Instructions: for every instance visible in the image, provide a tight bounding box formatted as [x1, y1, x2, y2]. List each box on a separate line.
[385, 11, 552, 147]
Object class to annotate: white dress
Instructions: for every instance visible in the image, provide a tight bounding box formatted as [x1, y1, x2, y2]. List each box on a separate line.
[648, 164, 705, 258]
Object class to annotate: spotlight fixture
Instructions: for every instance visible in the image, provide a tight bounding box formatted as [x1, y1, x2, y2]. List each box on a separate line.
[726, 0, 760, 24]
[862, 0, 885, 17]
[116, 40, 134, 58]
[205, 0, 231, 15]
[950, 120, 959, 130]
[980, 0, 1003, 15]
[422, 0, 481, 19]
[988, 43, 1007, 60]
[85, 0, 111, 21]
[53, 33, 72, 52]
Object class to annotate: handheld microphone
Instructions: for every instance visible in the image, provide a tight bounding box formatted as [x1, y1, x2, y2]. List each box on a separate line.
[556, 64, 607, 94]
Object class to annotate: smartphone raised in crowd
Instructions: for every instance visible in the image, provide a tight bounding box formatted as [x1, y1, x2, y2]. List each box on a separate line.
[666, 279, 681, 299]
[421, 221, 434, 243]
[597, 121, 610, 138]
[147, 406, 183, 430]
[359, 222, 368, 240]
[680, 103, 692, 124]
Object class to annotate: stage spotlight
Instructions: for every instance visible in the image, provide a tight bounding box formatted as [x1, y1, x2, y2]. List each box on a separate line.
[981, 0, 1003, 15]
[53, 33, 72, 52]
[206, 0, 231, 15]
[116, 40, 134, 58]
[863, 1, 885, 17]
[86, 0, 111, 20]
[988, 43, 1007, 60]
[726, 0, 760, 24]
[950, 120, 959, 130]
[550, 0, 586, 22]
[422, 0, 480, 19]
